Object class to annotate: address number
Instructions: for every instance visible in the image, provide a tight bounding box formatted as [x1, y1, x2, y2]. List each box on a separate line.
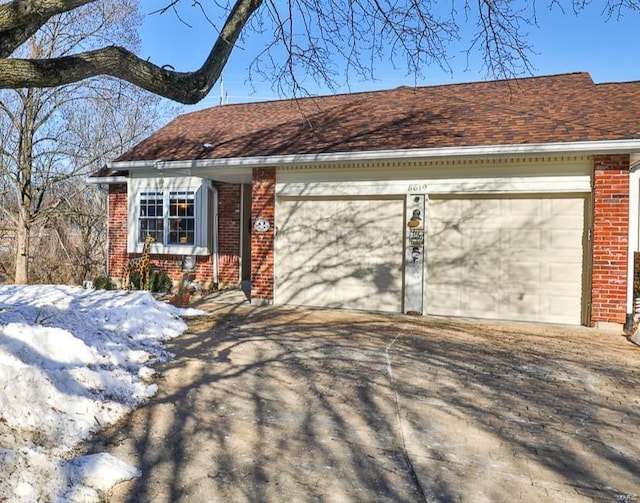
[407, 184, 428, 193]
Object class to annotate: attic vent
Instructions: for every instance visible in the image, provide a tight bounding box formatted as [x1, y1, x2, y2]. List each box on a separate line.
[203, 143, 213, 151]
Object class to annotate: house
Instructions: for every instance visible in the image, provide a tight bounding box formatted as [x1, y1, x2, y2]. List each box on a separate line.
[89, 72, 640, 329]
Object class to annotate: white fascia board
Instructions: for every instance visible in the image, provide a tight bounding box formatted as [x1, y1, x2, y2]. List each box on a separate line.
[108, 139, 640, 171]
[108, 161, 155, 169]
[85, 176, 128, 184]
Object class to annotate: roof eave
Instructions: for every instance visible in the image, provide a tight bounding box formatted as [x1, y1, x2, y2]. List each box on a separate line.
[85, 176, 129, 184]
[109, 139, 640, 172]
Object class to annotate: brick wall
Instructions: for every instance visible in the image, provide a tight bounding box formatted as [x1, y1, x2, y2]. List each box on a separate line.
[590, 154, 630, 326]
[251, 167, 276, 303]
[216, 182, 241, 287]
[148, 254, 213, 287]
[107, 184, 128, 280]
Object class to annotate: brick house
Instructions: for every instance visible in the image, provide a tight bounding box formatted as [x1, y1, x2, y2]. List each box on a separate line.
[89, 72, 640, 329]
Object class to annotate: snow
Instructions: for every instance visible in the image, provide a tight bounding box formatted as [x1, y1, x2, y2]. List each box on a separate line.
[0, 285, 206, 501]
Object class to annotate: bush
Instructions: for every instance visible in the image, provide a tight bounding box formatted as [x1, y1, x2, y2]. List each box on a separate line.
[149, 271, 173, 293]
[127, 271, 142, 290]
[93, 275, 117, 290]
[128, 270, 173, 293]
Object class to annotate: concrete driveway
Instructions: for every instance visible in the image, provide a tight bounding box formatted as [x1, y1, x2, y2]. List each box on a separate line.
[93, 300, 640, 502]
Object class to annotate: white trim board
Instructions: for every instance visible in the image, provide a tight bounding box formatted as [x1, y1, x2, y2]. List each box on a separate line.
[276, 176, 592, 197]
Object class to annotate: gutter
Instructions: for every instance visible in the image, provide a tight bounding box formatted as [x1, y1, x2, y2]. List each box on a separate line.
[211, 186, 219, 288]
[86, 176, 128, 184]
[108, 139, 640, 172]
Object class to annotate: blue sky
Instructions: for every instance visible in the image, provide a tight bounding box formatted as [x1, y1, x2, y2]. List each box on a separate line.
[138, 1, 640, 109]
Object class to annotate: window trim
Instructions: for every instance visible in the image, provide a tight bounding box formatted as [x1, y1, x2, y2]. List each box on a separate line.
[128, 175, 211, 256]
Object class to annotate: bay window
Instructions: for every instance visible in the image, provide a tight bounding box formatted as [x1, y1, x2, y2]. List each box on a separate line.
[129, 176, 210, 255]
[138, 190, 196, 245]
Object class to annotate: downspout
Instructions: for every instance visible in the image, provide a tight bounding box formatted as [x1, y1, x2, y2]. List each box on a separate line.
[211, 186, 219, 288]
[104, 184, 110, 279]
[625, 155, 640, 331]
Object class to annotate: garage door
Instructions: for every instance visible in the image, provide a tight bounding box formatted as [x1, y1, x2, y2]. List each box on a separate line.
[427, 195, 587, 324]
[276, 197, 404, 311]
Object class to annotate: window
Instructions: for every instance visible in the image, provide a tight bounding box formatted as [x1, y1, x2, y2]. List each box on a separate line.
[138, 190, 196, 246]
[129, 177, 211, 256]
[168, 191, 195, 245]
[139, 192, 163, 243]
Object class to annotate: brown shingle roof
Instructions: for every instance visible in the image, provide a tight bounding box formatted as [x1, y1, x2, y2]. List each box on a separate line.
[115, 72, 640, 163]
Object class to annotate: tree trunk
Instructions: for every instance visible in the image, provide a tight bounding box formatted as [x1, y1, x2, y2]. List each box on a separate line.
[14, 223, 29, 284]
[13, 88, 35, 285]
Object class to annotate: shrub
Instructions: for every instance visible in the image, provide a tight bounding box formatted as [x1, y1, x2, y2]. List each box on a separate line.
[127, 271, 142, 290]
[128, 270, 173, 293]
[93, 275, 117, 290]
[149, 271, 173, 293]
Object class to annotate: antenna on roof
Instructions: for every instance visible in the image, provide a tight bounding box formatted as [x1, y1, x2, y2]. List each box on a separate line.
[219, 75, 224, 106]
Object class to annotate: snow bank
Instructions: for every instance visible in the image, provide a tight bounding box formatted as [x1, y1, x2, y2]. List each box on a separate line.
[0, 285, 192, 501]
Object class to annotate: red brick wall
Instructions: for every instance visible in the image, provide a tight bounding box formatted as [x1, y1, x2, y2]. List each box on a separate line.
[590, 154, 630, 326]
[147, 255, 213, 286]
[216, 182, 241, 287]
[107, 182, 216, 288]
[251, 167, 276, 303]
[108, 184, 128, 280]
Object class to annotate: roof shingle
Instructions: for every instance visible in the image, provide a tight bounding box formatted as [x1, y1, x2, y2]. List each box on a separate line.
[114, 72, 640, 163]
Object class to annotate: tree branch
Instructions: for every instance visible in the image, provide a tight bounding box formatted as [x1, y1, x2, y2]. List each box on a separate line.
[0, 0, 262, 104]
[0, 0, 95, 56]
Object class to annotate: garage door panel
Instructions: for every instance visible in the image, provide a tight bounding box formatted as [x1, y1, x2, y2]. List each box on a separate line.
[547, 262, 582, 284]
[547, 294, 581, 317]
[507, 198, 544, 217]
[549, 229, 582, 250]
[276, 197, 404, 312]
[428, 285, 463, 312]
[467, 289, 503, 312]
[468, 231, 500, 250]
[503, 292, 541, 318]
[427, 195, 585, 325]
[507, 262, 541, 283]
[506, 229, 542, 249]
[550, 198, 583, 215]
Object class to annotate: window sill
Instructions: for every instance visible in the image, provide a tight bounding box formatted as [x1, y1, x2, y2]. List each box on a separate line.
[128, 244, 211, 256]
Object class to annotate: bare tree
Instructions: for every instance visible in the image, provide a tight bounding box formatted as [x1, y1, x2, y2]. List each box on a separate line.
[0, 0, 176, 284]
[0, 0, 638, 104]
[25, 179, 105, 285]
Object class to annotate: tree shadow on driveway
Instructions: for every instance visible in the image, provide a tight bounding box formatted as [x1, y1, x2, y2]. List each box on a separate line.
[91, 305, 640, 502]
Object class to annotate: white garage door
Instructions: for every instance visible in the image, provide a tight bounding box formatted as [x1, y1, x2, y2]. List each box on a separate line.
[427, 195, 587, 325]
[276, 197, 404, 311]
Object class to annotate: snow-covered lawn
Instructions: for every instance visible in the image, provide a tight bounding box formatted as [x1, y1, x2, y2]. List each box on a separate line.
[0, 285, 204, 502]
